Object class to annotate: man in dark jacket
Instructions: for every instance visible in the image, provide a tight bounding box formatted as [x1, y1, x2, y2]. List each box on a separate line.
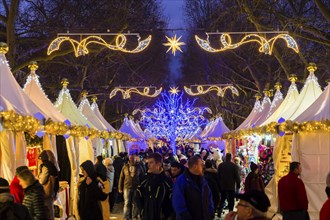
[278, 161, 309, 220]
[94, 155, 107, 181]
[78, 160, 107, 220]
[0, 177, 32, 220]
[218, 153, 241, 217]
[224, 190, 271, 220]
[136, 153, 173, 220]
[244, 162, 264, 193]
[172, 155, 214, 220]
[111, 154, 125, 208]
[204, 159, 221, 216]
[17, 169, 47, 220]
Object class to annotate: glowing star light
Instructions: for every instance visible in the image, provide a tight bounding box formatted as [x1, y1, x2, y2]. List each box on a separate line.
[169, 87, 180, 94]
[163, 35, 185, 56]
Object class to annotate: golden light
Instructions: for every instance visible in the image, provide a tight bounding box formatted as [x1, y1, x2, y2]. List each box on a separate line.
[47, 33, 152, 57]
[169, 87, 180, 94]
[195, 32, 299, 55]
[184, 84, 239, 97]
[109, 86, 162, 99]
[163, 35, 185, 56]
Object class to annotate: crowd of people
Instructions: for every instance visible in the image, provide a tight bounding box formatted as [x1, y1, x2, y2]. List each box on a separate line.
[0, 146, 329, 220]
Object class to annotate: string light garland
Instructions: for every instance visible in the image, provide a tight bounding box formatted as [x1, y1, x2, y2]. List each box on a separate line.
[163, 35, 186, 56]
[0, 110, 40, 135]
[109, 86, 162, 99]
[223, 120, 330, 139]
[195, 31, 299, 55]
[184, 84, 239, 97]
[47, 33, 152, 57]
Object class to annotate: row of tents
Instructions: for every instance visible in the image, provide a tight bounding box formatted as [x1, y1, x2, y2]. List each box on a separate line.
[222, 63, 329, 220]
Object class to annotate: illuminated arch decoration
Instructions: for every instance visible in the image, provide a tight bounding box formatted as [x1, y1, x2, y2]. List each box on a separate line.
[47, 33, 152, 57]
[184, 84, 239, 97]
[109, 86, 162, 99]
[195, 32, 299, 55]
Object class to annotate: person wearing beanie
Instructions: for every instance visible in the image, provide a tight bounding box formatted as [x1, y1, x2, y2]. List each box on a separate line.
[38, 150, 59, 220]
[78, 160, 107, 220]
[18, 169, 47, 220]
[224, 190, 271, 220]
[320, 172, 330, 220]
[244, 162, 265, 193]
[10, 165, 28, 203]
[0, 177, 32, 220]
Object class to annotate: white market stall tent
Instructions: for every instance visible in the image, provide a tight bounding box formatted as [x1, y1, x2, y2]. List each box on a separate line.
[90, 97, 124, 156]
[119, 117, 146, 154]
[291, 82, 330, 220]
[0, 52, 48, 181]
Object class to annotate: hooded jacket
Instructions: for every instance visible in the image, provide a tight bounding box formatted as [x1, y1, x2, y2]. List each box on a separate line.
[78, 160, 107, 220]
[9, 175, 24, 204]
[0, 193, 32, 220]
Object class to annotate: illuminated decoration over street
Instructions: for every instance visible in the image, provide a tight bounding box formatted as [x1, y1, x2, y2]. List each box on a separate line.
[163, 35, 186, 56]
[134, 91, 211, 153]
[109, 86, 162, 99]
[195, 31, 299, 55]
[47, 32, 152, 57]
[184, 84, 239, 97]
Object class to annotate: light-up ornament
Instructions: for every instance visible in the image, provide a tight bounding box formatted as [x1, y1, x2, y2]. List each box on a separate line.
[195, 32, 299, 55]
[163, 35, 185, 56]
[109, 86, 162, 99]
[184, 84, 239, 97]
[47, 33, 152, 57]
[169, 87, 180, 94]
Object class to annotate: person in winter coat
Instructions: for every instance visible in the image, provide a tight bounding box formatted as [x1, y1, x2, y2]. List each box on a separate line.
[224, 190, 271, 220]
[17, 169, 47, 220]
[0, 177, 32, 220]
[278, 161, 309, 220]
[172, 155, 214, 220]
[37, 150, 59, 220]
[111, 154, 125, 210]
[320, 172, 330, 220]
[10, 166, 28, 204]
[170, 161, 185, 183]
[78, 160, 107, 220]
[204, 159, 221, 215]
[104, 158, 115, 215]
[244, 162, 265, 193]
[218, 153, 241, 218]
[95, 155, 107, 181]
[119, 154, 144, 220]
[136, 153, 173, 220]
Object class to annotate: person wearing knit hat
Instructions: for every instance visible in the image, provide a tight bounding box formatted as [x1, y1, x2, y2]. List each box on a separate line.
[320, 172, 330, 220]
[0, 177, 32, 219]
[244, 162, 264, 193]
[9, 166, 28, 204]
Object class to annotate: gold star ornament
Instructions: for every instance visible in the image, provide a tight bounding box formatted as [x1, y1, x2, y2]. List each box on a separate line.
[163, 35, 185, 56]
[169, 87, 180, 94]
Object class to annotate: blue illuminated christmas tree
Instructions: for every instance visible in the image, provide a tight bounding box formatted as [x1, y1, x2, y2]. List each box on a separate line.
[138, 89, 211, 153]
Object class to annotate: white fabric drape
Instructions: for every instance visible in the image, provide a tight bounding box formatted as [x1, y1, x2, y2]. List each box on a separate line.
[65, 136, 80, 220]
[0, 130, 16, 181]
[15, 132, 27, 168]
[77, 137, 94, 165]
[292, 132, 330, 220]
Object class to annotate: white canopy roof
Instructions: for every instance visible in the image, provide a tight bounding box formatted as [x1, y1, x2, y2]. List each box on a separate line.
[78, 96, 107, 131]
[54, 84, 95, 128]
[295, 83, 330, 122]
[266, 88, 284, 119]
[91, 100, 116, 132]
[261, 80, 299, 126]
[0, 54, 45, 116]
[250, 96, 272, 127]
[201, 116, 230, 138]
[236, 98, 262, 130]
[280, 70, 322, 121]
[200, 119, 214, 137]
[119, 117, 145, 139]
[23, 69, 67, 122]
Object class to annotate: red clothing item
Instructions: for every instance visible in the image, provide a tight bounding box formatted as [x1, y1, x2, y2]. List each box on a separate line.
[278, 172, 308, 211]
[9, 175, 24, 204]
[320, 198, 330, 220]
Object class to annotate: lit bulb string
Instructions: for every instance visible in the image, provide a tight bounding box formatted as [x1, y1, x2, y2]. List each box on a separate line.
[184, 84, 239, 97]
[268, 89, 283, 117]
[47, 33, 152, 57]
[109, 86, 162, 99]
[195, 32, 299, 55]
[223, 119, 330, 139]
